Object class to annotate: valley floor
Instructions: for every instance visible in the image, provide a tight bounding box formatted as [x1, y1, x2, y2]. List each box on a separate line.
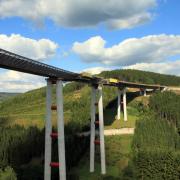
[69, 107, 138, 179]
[70, 135, 133, 180]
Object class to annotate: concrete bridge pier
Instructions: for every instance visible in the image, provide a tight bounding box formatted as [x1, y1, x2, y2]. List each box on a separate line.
[117, 87, 128, 122]
[44, 79, 66, 180]
[139, 89, 143, 95]
[144, 89, 147, 96]
[123, 88, 127, 121]
[117, 88, 122, 120]
[140, 88, 147, 96]
[56, 80, 66, 180]
[44, 79, 52, 180]
[90, 86, 96, 173]
[90, 85, 106, 175]
[98, 85, 106, 174]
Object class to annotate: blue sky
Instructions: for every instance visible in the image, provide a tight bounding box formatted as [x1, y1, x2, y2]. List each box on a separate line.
[0, 0, 179, 92]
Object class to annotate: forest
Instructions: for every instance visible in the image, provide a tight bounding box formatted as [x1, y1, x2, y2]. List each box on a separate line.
[131, 91, 180, 179]
[100, 69, 180, 86]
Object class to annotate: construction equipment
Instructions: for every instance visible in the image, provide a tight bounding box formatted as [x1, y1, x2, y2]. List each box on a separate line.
[108, 78, 119, 83]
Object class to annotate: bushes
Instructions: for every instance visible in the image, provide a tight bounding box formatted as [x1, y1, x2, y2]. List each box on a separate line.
[17, 164, 44, 180]
[132, 115, 179, 152]
[64, 82, 85, 93]
[149, 91, 180, 133]
[0, 125, 90, 179]
[133, 150, 180, 180]
[0, 166, 17, 180]
[0, 126, 44, 169]
[131, 102, 180, 179]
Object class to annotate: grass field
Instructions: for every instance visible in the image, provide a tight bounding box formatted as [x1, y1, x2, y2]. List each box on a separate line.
[70, 135, 133, 180]
[68, 95, 141, 179]
[104, 106, 138, 129]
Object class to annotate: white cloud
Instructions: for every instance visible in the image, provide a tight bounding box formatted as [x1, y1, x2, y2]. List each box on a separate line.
[107, 12, 152, 29]
[0, 34, 58, 92]
[0, 70, 45, 92]
[0, 0, 156, 29]
[0, 34, 58, 60]
[72, 34, 180, 66]
[81, 67, 110, 75]
[124, 60, 180, 76]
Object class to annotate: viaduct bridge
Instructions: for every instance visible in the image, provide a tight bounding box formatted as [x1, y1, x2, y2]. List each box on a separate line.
[0, 48, 165, 180]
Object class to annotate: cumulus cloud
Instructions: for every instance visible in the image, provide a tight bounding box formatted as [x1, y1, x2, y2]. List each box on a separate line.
[72, 34, 180, 66]
[107, 12, 152, 29]
[0, 0, 156, 29]
[0, 34, 58, 60]
[0, 70, 45, 92]
[124, 60, 180, 76]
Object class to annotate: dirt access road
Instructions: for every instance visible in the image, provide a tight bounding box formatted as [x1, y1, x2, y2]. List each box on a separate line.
[77, 128, 134, 137]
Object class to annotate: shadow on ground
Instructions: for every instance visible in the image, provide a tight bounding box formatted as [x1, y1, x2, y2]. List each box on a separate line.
[103, 91, 140, 126]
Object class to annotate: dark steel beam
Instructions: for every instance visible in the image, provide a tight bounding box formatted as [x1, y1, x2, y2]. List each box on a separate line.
[0, 48, 79, 79]
[0, 48, 165, 89]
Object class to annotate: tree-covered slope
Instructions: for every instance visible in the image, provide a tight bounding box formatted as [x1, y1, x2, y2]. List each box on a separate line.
[131, 91, 180, 179]
[99, 69, 180, 86]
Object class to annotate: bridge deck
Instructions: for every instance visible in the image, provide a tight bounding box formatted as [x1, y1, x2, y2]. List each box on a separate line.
[0, 48, 79, 79]
[104, 80, 164, 90]
[0, 48, 165, 89]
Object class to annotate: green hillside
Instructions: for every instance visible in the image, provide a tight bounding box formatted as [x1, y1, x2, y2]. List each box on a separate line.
[0, 81, 139, 179]
[0, 92, 20, 102]
[1, 69, 180, 128]
[0, 72, 177, 140]
[99, 69, 180, 86]
[0, 69, 180, 179]
[0, 83, 118, 128]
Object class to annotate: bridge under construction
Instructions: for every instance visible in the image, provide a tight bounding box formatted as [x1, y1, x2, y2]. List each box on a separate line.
[0, 48, 166, 180]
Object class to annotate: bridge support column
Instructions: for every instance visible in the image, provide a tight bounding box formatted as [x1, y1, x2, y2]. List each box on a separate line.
[56, 80, 66, 180]
[90, 85, 106, 174]
[123, 88, 127, 121]
[144, 89, 147, 96]
[117, 88, 122, 120]
[90, 86, 96, 172]
[98, 85, 106, 174]
[44, 79, 52, 180]
[140, 89, 143, 96]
